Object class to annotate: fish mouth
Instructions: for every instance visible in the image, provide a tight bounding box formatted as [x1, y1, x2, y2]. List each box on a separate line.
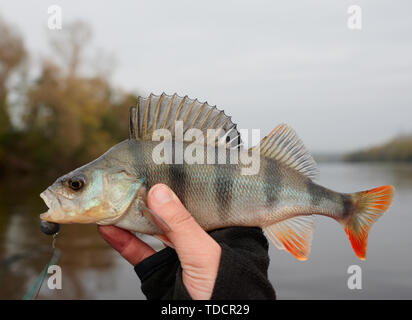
[40, 188, 70, 223]
[40, 188, 90, 223]
[39, 188, 124, 224]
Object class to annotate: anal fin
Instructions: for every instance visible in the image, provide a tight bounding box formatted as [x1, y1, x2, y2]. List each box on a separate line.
[263, 215, 314, 261]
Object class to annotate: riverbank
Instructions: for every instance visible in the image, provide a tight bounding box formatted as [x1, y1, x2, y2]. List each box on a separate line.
[345, 136, 412, 162]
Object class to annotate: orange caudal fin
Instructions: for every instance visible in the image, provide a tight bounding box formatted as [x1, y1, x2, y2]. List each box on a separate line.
[344, 185, 394, 260]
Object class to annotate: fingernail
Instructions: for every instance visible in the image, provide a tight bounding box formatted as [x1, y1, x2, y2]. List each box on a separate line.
[152, 185, 173, 205]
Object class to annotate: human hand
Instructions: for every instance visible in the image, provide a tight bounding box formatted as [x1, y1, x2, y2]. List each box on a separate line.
[98, 184, 222, 300]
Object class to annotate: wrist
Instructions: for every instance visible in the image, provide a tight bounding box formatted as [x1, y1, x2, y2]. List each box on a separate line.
[182, 240, 222, 300]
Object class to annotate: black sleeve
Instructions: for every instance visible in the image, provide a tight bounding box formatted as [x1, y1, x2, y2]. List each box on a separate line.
[134, 227, 276, 300]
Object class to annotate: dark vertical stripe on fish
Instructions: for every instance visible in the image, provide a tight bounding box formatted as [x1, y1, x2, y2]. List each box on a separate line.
[214, 164, 234, 219]
[264, 160, 281, 208]
[169, 164, 186, 206]
[133, 140, 149, 188]
[129, 107, 136, 139]
[307, 180, 323, 207]
[341, 193, 354, 218]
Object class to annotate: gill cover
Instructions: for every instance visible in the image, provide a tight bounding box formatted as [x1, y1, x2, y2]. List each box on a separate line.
[97, 171, 144, 224]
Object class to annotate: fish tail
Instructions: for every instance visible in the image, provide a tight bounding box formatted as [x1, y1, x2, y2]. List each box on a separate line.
[342, 185, 394, 260]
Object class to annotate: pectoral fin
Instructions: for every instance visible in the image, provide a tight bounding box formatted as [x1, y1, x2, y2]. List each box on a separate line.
[139, 200, 172, 232]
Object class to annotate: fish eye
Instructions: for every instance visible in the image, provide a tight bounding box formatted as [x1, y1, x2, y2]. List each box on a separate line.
[68, 177, 85, 191]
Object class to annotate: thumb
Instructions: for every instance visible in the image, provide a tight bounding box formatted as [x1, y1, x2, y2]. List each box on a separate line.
[147, 184, 218, 254]
[147, 184, 221, 300]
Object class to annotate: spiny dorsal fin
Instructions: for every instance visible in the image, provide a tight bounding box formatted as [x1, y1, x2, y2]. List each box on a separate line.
[263, 215, 314, 261]
[251, 124, 318, 179]
[129, 93, 242, 149]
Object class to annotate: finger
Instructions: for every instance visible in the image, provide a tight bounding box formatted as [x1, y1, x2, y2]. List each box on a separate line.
[98, 225, 155, 265]
[147, 184, 221, 300]
[147, 184, 219, 253]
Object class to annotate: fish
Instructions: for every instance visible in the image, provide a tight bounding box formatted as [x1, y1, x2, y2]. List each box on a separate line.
[39, 93, 394, 261]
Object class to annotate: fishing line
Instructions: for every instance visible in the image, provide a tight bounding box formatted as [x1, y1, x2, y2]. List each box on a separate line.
[22, 233, 61, 300]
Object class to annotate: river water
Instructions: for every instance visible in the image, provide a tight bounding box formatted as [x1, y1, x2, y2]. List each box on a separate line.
[0, 162, 411, 299]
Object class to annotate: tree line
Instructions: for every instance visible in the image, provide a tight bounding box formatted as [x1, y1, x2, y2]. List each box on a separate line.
[345, 135, 412, 162]
[0, 18, 136, 178]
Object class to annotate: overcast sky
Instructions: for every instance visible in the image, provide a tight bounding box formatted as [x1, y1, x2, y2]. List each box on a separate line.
[1, 0, 411, 153]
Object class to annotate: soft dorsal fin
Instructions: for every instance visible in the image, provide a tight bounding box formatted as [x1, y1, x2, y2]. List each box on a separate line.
[251, 124, 318, 179]
[263, 215, 314, 261]
[129, 93, 242, 149]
